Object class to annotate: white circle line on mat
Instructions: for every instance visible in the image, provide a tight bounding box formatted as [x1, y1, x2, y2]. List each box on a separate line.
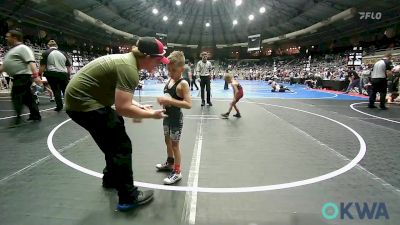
[0, 107, 56, 120]
[48, 101, 366, 193]
[350, 102, 400, 124]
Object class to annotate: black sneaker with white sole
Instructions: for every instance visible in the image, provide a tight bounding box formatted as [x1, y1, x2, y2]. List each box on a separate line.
[116, 190, 154, 211]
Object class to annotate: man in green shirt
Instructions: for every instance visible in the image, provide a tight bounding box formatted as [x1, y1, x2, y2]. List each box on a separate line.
[65, 37, 168, 211]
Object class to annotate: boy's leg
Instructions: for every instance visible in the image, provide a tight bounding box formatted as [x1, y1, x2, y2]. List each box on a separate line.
[45, 85, 54, 99]
[165, 136, 174, 159]
[163, 117, 183, 185]
[171, 141, 181, 173]
[221, 101, 234, 118]
[228, 101, 234, 113]
[156, 120, 175, 171]
[233, 93, 243, 117]
[233, 104, 240, 114]
[232, 103, 242, 118]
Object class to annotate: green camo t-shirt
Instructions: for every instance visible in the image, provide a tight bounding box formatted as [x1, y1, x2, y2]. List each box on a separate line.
[65, 53, 139, 112]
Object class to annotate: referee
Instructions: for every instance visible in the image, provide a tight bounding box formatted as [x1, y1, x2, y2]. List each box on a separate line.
[1, 30, 42, 127]
[39, 40, 71, 111]
[369, 53, 393, 109]
[196, 52, 213, 106]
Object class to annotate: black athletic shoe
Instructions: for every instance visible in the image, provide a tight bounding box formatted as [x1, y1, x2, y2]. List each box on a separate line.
[368, 105, 377, 109]
[54, 107, 63, 112]
[27, 115, 41, 121]
[8, 117, 24, 128]
[201, 101, 205, 107]
[380, 106, 388, 110]
[221, 113, 229, 119]
[207, 102, 213, 106]
[155, 162, 174, 171]
[233, 113, 241, 118]
[116, 190, 154, 211]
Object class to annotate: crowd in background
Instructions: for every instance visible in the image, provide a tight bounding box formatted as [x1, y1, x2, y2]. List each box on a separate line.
[1, 36, 399, 104]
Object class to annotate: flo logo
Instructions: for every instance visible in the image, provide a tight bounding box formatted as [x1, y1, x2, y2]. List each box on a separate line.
[359, 12, 382, 20]
[321, 202, 389, 220]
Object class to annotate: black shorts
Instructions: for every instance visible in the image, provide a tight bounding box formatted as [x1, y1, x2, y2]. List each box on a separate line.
[163, 114, 183, 142]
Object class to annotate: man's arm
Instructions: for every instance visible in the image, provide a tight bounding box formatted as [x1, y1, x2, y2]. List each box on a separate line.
[39, 64, 46, 76]
[157, 81, 192, 109]
[115, 89, 166, 119]
[30, 62, 42, 85]
[196, 61, 201, 74]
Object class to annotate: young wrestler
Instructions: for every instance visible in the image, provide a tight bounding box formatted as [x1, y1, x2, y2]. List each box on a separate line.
[221, 73, 243, 118]
[156, 51, 192, 185]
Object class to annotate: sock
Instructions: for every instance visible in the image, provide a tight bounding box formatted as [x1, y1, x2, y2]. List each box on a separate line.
[167, 157, 174, 165]
[174, 164, 181, 174]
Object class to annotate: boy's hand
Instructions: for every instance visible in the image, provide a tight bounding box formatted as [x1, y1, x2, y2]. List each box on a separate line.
[140, 104, 153, 110]
[151, 109, 168, 119]
[157, 96, 172, 106]
[33, 77, 43, 86]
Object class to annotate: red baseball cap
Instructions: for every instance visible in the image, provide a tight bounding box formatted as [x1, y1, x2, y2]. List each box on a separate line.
[137, 37, 169, 64]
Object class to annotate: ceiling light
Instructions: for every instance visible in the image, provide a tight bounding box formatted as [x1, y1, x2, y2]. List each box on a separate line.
[163, 16, 168, 21]
[260, 7, 266, 13]
[235, 0, 242, 6]
[178, 20, 183, 25]
[233, 19, 238, 25]
[248, 14, 254, 20]
[206, 22, 210, 27]
[176, 0, 181, 6]
[152, 8, 158, 14]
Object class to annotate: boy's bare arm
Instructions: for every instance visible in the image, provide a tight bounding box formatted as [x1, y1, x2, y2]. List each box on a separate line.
[158, 81, 192, 109]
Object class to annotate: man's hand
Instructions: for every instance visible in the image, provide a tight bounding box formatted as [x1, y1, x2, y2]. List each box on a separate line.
[151, 109, 167, 119]
[157, 96, 172, 107]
